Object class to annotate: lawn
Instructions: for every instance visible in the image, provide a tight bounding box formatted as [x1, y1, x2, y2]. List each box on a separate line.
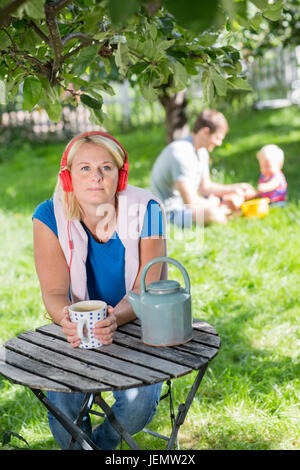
[0, 105, 300, 450]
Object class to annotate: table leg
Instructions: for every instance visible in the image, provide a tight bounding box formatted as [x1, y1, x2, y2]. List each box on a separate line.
[166, 363, 208, 450]
[30, 388, 99, 450]
[68, 393, 94, 450]
[94, 393, 142, 450]
[143, 379, 180, 449]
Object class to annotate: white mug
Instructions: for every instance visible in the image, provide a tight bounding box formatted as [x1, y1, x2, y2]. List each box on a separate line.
[68, 300, 107, 349]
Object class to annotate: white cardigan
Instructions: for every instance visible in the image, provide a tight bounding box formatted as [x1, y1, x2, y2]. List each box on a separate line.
[53, 185, 167, 303]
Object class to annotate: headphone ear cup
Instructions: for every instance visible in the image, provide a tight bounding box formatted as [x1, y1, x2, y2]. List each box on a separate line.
[117, 168, 128, 192]
[59, 169, 73, 192]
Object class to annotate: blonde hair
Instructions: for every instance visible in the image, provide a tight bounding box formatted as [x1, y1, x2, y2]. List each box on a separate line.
[257, 144, 284, 168]
[55, 134, 126, 220]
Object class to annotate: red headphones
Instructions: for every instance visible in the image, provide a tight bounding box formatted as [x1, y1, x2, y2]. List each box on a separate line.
[59, 131, 129, 193]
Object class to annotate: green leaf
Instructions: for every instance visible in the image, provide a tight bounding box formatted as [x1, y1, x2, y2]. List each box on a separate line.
[38, 89, 62, 123]
[0, 31, 10, 49]
[89, 108, 104, 125]
[202, 70, 215, 104]
[80, 93, 103, 110]
[140, 75, 159, 101]
[263, 1, 284, 22]
[6, 69, 25, 98]
[24, 0, 45, 19]
[91, 81, 115, 96]
[72, 44, 100, 76]
[39, 77, 60, 104]
[149, 67, 166, 88]
[250, 12, 263, 30]
[168, 60, 190, 91]
[154, 39, 175, 59]
[184, 58, 200, 76]
[23, 29, 41, 54]
[0, 80, 6, 105]
[210, 69, 227, 96]
[108, 0, 139, 25]
[148, 23, 157, 41]
[84, 6, 104, 32]
[249, 0, 269, 11]
[129, 62, 149, 75]
[197, 32, 219, 47]
[44, 101, 62, 123]
[143, 39, 155, 60]
[115, 42, 130, 75]
[23, 76, 42, 111]
[164, 0, 222, 33]
[227, 76, 252, 91]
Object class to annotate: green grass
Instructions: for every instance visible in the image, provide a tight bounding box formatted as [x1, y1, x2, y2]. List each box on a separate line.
[1, 106, 300, 450]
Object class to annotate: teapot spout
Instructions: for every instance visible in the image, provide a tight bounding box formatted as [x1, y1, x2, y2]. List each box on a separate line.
[127, 291, 141, 318]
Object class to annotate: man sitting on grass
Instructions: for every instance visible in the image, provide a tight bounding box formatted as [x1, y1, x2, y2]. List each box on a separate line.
[150, 109, 256, 227]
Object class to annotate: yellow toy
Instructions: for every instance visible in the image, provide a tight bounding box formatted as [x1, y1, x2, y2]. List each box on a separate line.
[240, 197, 270, 218]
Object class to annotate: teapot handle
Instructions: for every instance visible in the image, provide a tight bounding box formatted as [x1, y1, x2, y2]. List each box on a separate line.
[141, 256, 190, 296]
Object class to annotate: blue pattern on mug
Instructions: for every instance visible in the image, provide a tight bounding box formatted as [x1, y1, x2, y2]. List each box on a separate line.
[68, 300, 107, 349]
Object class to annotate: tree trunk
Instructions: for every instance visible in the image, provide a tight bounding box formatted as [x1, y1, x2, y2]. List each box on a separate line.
[159, 89, 190, 144]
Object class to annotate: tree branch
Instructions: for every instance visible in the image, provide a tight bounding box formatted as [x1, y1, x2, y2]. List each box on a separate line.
[22, 50, 52, 76]
[29, 20, 51, 45]
[46, 0, 73, 15]
[44, 3, 64, 81]
[3, 28, 50, 78]
[62, 37, 118, 61]
[44, 0, 75, 83]
[62, 42, 92, 60]
[62, 32, 94, 47]
[129, 48, 158, 66]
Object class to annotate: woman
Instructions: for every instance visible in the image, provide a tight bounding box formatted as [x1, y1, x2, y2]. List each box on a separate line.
[33, 131, 167, 449]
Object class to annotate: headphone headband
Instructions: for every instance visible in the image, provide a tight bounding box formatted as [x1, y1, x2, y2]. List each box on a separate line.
[59, 131, 129, 193]
[61, 131, 128, 169]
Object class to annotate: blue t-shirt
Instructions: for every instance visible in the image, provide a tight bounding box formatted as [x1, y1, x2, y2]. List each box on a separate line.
[33, 198, 163, 306]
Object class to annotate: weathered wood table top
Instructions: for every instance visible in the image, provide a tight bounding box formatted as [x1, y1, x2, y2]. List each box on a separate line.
[0, 319, 220, 394]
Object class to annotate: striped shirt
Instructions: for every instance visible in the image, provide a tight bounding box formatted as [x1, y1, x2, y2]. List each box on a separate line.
[258, 171, 287, 203]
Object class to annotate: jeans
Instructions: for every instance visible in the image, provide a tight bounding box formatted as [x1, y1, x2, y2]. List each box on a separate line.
[46, 382, 163, 450]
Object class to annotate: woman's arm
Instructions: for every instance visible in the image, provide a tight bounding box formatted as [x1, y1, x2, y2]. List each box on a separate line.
[33, 218, 84, 347]
[92, 236, 166, 344]
[199, 172, 256, 198]
[33, 218, 70, 325]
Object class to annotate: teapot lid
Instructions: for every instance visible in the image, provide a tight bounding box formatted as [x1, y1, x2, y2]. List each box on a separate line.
[147, 280, 181, 294]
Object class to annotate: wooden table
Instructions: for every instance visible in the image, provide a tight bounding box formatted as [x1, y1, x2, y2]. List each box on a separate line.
[0, 318, 220, 450]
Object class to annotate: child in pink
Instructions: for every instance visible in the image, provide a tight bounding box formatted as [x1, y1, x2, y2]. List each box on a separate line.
[256, 144, 287, 205]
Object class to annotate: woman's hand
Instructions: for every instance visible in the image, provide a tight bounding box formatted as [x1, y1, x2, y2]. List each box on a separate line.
[61, 305, 117, 348]
[92, 306, 117, 345]
[61, 306, 82, 348]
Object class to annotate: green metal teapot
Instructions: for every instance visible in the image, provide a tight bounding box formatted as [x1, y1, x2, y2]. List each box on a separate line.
[128, 256, 193, 347]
